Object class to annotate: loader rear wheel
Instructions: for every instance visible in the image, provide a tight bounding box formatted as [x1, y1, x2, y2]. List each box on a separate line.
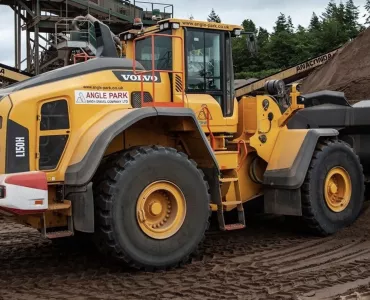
[302, 140, 364, 236]
[93, 146, 210, 271]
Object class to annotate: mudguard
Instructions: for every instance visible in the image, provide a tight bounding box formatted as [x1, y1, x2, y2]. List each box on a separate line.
[263, 128, 339, 189]
[263, 128, 338, 216]
[65, 107, 219, 186]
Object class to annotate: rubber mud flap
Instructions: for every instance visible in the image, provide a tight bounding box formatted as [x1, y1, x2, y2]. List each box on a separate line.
[68, 183, 94, 233]
[264, 188, 302, 216]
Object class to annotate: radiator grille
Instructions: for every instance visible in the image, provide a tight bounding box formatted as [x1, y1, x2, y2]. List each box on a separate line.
[131, 92, 153, 108]
[175, 75, 183, 93]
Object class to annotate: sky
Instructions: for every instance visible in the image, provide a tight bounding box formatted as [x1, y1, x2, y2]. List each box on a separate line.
[0, 0, 368, 67]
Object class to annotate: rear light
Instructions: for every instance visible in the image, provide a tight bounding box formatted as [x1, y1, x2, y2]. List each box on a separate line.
[0, 185, 6, 199]
[34, 200, 43, 206]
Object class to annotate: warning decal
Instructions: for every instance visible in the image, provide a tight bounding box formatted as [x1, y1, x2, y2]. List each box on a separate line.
[75, 90, 129, 105]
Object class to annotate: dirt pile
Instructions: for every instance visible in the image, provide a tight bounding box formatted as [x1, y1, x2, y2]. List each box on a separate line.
[301, 27, 370, 102]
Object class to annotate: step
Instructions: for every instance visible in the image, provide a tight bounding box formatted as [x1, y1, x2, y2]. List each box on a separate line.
[220, 177, 238, 183]
[46, 230, 74, 239]
[221, 201, 242, 206]
[48, 201, 71, 211]
[224, 224, 246, 231]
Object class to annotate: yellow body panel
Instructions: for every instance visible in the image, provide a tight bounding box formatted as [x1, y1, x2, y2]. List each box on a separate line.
[266, 130, 307, 171]
[68, 109, 133, 166]
[186, 94, 237, 133]
[249, 95, 285, 163]
[214, 151, 238, 170]
[0, 96, 12, 173]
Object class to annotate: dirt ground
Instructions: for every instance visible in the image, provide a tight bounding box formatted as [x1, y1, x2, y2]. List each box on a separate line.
[2, 204, 370, 300]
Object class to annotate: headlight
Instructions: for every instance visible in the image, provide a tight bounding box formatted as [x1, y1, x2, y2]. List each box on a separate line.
[172, 23, 180, 29]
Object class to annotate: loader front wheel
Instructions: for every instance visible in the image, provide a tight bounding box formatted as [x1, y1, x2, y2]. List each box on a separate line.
[93, 146, 210, 271]
[301, 140, 364, 236]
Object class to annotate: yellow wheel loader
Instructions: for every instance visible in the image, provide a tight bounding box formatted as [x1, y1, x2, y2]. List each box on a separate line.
[0, 18, 365, 271]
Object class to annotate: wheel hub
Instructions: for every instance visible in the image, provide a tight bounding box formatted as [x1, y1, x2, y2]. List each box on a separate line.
[136, 181, 186, 239]
[329, 182, 338, 194]
[149, 201, 163, 216]
[324, 167, 352, 213]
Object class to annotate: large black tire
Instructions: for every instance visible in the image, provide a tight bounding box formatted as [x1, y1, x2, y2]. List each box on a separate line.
[302, 139, 364, 236]
[93, 146, 210, 271]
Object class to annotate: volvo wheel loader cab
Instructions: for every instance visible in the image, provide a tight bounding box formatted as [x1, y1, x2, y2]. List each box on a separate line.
[0, 18, 365, 271]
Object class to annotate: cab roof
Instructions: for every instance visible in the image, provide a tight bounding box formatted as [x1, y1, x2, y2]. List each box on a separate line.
[158, 18, 243, 32]
[123, 18, 243, 36]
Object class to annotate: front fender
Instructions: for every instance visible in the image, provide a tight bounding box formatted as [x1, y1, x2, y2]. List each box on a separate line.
[263, 128, 339, 189]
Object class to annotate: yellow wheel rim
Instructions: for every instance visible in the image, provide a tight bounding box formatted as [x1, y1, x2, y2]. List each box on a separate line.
[136, 181, 186, 240]
[324, 167, 352, 213]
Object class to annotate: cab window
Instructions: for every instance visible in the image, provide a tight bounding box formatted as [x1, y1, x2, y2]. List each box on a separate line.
[135, 29, 172, 70]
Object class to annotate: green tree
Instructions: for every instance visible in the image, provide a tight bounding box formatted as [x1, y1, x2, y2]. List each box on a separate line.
[309, 13, 322, 32]
[365, 0, 370, 25]
[308, 13, 323, 57]
[232, 0, 364, 80]
[264, 13, 298, 69]
[257, 27, 269, 46]
[287, 16, 294, 33]
[274, 13, 288, 33]
[242, 19, 257, 33]
[207, 8, 221, 23]
[322, 0, 338, 20]
[344, 0, 360, 38]
[293, 25, 312, 64]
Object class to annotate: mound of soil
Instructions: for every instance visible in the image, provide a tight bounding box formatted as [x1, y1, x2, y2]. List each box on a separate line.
[301, 27, 370, 102]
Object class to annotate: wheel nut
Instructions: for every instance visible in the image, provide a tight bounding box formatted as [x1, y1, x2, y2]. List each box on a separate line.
[160, 221, 164, 226]
[166, 214, 170, 218]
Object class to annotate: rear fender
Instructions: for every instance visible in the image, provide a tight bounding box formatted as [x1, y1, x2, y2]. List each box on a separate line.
[65, 107, 219, 186]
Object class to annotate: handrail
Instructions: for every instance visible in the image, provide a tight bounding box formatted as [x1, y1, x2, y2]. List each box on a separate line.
[55, 18, 97, 50]
[133, 33, 185, 108]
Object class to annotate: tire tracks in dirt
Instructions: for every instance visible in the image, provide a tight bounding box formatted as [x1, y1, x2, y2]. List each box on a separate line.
[1, 206, 370, 299]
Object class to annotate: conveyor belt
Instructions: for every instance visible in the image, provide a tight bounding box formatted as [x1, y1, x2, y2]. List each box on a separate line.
[0, 63, 32, 84]
[235, 48, 340, 98]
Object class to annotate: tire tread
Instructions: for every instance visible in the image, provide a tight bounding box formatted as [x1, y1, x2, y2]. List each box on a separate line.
[93, 146, 211, 271]
[301, 139, 364, 236]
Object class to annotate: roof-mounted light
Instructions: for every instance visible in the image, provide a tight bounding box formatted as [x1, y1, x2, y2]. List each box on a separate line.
[122, 33, 135, 41]
[234, 29, 242, 37]
[159, 22, 170, 31]
[172, 23, 180, 29]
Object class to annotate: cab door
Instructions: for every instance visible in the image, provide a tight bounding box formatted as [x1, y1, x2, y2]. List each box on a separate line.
[184, 28, 236, 132]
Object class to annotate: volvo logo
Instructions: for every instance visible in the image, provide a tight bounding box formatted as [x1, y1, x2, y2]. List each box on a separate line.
[113, 71, 162, 83]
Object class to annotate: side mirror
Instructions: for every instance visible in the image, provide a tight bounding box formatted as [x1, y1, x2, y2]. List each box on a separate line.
[244, 32, 258, 55]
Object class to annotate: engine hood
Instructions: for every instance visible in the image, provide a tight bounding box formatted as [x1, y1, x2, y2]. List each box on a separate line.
[0, 57, 145, 96]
